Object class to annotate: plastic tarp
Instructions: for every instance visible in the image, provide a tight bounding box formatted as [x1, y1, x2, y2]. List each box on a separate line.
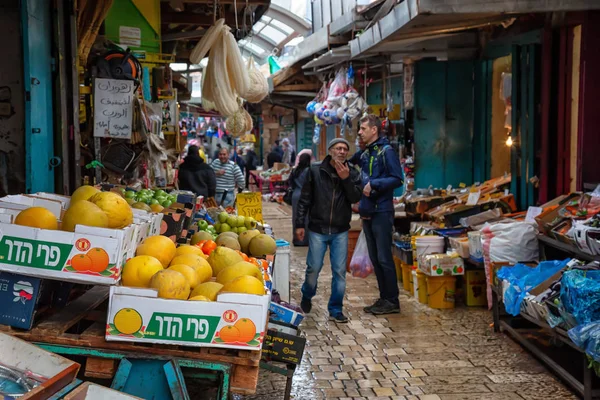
[497, 259, 569, 316]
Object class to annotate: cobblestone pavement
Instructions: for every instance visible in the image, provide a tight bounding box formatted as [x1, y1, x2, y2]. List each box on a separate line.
[244, 203, 577, 400]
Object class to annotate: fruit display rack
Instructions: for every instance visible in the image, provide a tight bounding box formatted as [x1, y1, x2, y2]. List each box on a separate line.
[0, 286, 262, 399]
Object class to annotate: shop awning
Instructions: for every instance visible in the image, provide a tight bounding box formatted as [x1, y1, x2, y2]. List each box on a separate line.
[349, 0, 600, 58]
[302, 45, 351, 70]
[351, 32, 479, 61]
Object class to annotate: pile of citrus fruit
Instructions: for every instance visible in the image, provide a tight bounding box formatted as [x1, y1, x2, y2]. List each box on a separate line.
[13, 185, 134, 232]
[121, 235, 269, 301]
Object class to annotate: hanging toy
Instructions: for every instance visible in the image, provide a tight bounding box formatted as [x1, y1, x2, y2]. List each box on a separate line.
[306, 100, 317, 115]
[313, 124, 321, 144]
[347, 63, 355, 86]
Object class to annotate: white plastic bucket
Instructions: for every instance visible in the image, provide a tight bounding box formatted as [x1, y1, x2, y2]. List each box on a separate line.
[415, 236, 445, 267]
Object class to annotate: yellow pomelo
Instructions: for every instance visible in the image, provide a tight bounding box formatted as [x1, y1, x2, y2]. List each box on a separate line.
[189, 295, 211, 302]
[171, 254, 213, 284]
[168, 264, 200, 289]
[137, 235, 177, 267]
[61, 200, 109, 232]
[248, 234, 277, 257]
[70, 185, 99, 205]
[190, 282, 224, 301]
[89, 192, 133, 229]
[216, 261, 264, 285]
[207, 246, 244, 277]
[150, 204, 164, 213]
[238, 229, 260, 254]
[150, 269, 190, 300]
[174, 245, 205, 258]
[113, 308, 142, 335]
[220, 275, 265, 295]
[122, 255, 164, 288]
[14, 207, 58, 230]
[191, 231, 214, 245]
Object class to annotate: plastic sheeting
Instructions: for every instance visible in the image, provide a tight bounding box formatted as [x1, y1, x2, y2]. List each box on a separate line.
[497, 259, 569, 316]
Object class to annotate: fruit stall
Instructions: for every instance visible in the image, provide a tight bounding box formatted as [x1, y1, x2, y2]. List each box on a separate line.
[0, 184, 293, 399]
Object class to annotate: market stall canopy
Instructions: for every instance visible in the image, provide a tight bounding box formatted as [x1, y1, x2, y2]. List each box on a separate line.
[160, 0, 271, 59]
[348, 0, 600, 58]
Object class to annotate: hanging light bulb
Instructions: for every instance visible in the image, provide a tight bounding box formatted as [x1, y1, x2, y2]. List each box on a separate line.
[506, 136, 513, 147]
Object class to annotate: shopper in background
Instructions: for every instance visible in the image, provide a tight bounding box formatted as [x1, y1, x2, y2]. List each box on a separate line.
[349, 136, 366, 167]
[296, 138, 363, 323]
[213, 143, 222, 161]
[267, 144, 283, 169]
[290, 153, 312, 247]
[358, 114, 404, 315]
[231, 148, 246, 176]
[281, 138, 296, 165]
[178, 145, 216, 199]
[211, 147, 245, 207]
[244, 146, 259, 190]
[273, 139, 283, 157]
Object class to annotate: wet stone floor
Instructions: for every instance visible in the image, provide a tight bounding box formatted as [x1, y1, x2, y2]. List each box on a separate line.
[243, 203, 578, 400]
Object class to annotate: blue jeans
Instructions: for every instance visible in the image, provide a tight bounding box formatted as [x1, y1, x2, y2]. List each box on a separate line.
[363, 212, 399, 305]
[216, 191, 235, 207]
[301, 230, 348, 316]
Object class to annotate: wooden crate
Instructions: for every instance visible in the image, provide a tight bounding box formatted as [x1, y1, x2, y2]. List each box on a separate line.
[0, 286, 261, 395]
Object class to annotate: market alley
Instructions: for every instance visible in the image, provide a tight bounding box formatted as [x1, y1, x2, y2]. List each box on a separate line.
[245, 202, 578, 400]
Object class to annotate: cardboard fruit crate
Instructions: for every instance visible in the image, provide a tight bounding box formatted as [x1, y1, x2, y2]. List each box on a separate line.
[0, 193, 165, 285]
[106, 286, 270, 351]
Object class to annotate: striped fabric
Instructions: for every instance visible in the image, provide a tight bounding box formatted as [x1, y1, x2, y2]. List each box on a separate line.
[211, 159, 245, 193]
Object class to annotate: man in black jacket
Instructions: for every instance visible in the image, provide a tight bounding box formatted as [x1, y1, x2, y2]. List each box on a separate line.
[178, 145, 217, 199]
[295, 138, 363, 323]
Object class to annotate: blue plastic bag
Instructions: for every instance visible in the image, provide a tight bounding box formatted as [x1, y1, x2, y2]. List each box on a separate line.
[561, 269, 600, 325]
[569, 322, 600, 362]
[497, 260, 569, 316]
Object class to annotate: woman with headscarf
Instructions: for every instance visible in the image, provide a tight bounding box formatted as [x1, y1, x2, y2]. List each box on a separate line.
[290, 152, 312, 246]
[178, 145, 216, 199]
[281, 138, 296, 165]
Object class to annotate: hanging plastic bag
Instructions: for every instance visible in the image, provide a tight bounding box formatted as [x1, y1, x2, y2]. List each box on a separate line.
[349, 231, 374, 278]
[326, 67, 348, 104]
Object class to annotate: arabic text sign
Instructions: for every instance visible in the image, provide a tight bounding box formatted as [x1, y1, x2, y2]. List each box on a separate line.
[94, 78, 134, 139]
[236, 192, 263, 224]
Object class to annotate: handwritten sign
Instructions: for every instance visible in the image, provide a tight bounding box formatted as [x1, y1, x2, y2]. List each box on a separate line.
[236, 192, 263, 224]
[466, 190, 481, 206]
[94, 78, 134, 139]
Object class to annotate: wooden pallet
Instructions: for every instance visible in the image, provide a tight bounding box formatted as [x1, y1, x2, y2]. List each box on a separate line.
[0, 286, 260, 395]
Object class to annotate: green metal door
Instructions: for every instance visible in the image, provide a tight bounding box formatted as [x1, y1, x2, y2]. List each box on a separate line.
[21, 0, 55, 193]
[414, 60, 474, 188]
[511, 44, 539, 210]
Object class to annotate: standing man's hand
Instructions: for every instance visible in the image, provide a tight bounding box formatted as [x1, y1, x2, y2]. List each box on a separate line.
[334, 160, 350, 180]
[363, 182, 372, 197]
[217, 169, 226, 176]
[296, 228, 305, 242]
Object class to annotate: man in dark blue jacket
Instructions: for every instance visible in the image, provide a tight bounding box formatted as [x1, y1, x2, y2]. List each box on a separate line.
[358, 114, 404, 315]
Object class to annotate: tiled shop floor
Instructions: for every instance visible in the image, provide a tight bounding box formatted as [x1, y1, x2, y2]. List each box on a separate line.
[242, 203, 577, 400]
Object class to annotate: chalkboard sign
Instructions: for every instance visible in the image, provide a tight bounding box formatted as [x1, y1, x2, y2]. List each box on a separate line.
[93, 78, 134, 139]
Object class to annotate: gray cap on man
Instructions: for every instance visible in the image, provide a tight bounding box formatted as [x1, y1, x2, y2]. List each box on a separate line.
[328, 138, 350, 150]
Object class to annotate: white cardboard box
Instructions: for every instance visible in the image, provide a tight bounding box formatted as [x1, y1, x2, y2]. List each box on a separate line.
[106, 286, 270, 351]
[64, 382, 142, 400]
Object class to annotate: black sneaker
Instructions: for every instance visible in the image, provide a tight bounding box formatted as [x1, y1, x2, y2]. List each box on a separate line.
[300, 298, 312, 314]
[370, 299, 400, 315]
[329, 313, 349, 323]
[363, 299, 384, 314]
